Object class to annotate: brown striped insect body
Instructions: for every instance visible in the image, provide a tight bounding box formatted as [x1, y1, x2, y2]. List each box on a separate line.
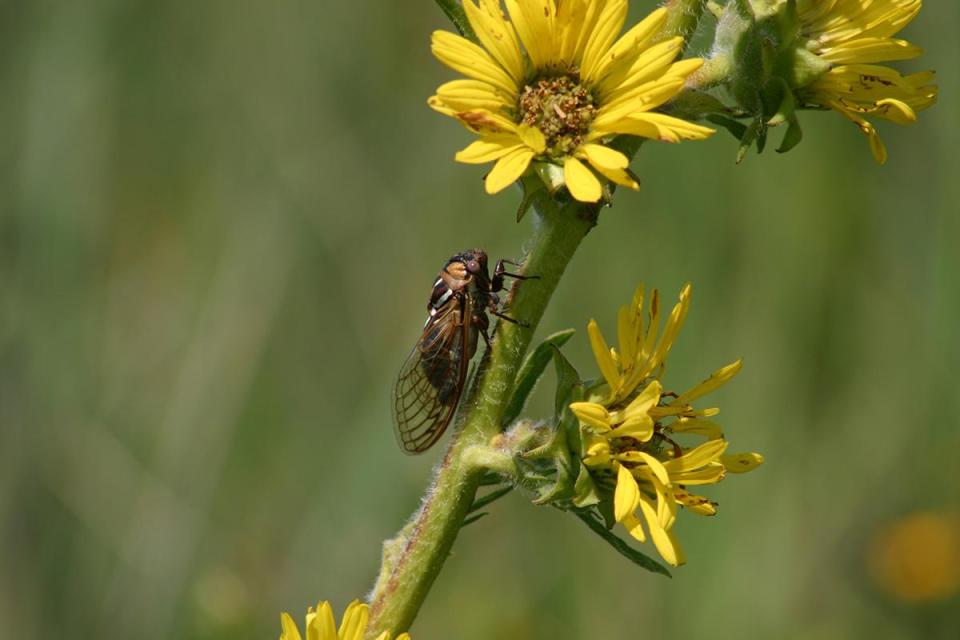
[392, 249, 533, 454]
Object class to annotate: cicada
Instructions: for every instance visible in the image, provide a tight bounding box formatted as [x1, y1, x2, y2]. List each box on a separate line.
[392, 249, 533, 454]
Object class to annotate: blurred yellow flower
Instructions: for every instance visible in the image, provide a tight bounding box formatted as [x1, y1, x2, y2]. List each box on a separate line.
[429, 1, 713, 202]
[867, 511, 960, 603]
[571, 284, 763, 566]
[797, 0, 938, 164]
[279, 600, 410, 640]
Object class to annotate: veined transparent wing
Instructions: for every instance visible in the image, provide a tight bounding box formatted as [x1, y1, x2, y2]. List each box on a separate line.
[391, 295, 471, 454]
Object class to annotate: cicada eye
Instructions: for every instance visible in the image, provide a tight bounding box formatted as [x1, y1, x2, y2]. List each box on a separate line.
[467, 260, 480, 273]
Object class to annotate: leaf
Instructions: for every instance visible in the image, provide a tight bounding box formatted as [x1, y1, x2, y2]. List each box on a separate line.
[551, 345, 582, 423]
[571, 462, 600, 508]
[516, 175, 553, 222]
[468, 485, 513, 513]
[433, 0, 478, 43]
[707, 114, 748, 141]
[766, 79, 795, 127]
[461, 512, 489, 528]
[573, 510, 672, 577]
[736, 117, 761, 164]
[777, 115, 803, 153]
[502, 329, 576, 427]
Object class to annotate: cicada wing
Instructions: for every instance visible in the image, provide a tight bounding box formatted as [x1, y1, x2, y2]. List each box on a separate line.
[391, 298, 471, 454]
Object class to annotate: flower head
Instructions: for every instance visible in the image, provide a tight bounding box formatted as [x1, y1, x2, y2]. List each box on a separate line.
[429, 1, 714, 202]
[796, 0, 937, 163]
[279, 600, 410, 640]
[570, 284, 763, 566]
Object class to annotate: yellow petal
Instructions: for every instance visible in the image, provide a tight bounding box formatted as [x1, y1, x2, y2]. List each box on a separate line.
[721, 452, 765, 474]
[431, 79, 513, 113]
[455, 135, 523, 164]
[620, 379, 662, 419]
[337, 600, 368, 640]
[280, 612, 303, 640]
[614, 463, 641, 522]
[563, 156, 602, 202]
[587, 319, 621, 391]
[663, 439, 729, 473]
[674, 488, 718, 516]
[669, 418, 725, 440]
[577, 143, 629, 170]
[431, 30, 518, 97]
[308, 601, 337, 640]
[570, 401, 612, 432]
[621, 512, 647, 542]
[638, 494, 686, 566]
[581, 0, 628, 84]
[485, 147, 534, 193]
[673, 359, 742, 405]
[517, 123, 547, 153]
[628, 450, 671, 487]
[670, 463, 726, 485]
[462, 0, 525, 83]
[611, 413, 654, 441]
[504, 0, 556, 69]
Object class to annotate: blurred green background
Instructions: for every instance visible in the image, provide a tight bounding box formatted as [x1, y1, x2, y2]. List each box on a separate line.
[2, 1, 958, 639]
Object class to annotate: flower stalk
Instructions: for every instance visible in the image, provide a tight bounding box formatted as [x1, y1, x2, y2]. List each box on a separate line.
[366, 197, 598, 638]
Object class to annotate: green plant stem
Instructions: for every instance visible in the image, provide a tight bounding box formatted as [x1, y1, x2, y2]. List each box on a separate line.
[366, 199, 598, 638]
[658, 0, 707, 49]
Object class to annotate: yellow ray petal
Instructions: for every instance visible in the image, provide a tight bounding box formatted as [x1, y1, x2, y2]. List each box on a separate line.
[570, 401, 613, 432]
[587, 319, 621, 391]
[431, 30, 518, 96]
[673, 359, 742, 406]
[485, 146, 534, 193]
[337, 600, 368, 640]
[455, 134, 524, 164]
[721, 452, 765, 474]
[581, 0, 628, 84]
[663, 439, 729, 474]
[563, 155, 602, 202]
[614, 463, 641, 522]
[463, 0, 526, 83]
[307, 602, 337, 640]
[280, 613, 303, 640]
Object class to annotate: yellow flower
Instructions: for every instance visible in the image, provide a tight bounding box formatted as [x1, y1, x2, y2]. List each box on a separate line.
[429, 1, 714, 202]
[570, 284, 763, 566]
[279, 600, 410, 640]
[796, 0, 938, 164]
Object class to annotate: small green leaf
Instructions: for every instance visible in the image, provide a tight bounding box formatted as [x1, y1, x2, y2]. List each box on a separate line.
[461, 512, 489, 528]
[766, 78, 795, 127]
[736, 117, 762, 164]
[707, 114, 748, 141]
[551, 345, 582, 423]
[777, 115, 803, 153]
[433, 0, 478, 43]
[573, 510, 672, 577]
[502, 329, 575, 427]
[571, 462, 600, 508]
[468, 485, 513, 514]
[756, 125, 768, 153]
[516, 175, 553, 222]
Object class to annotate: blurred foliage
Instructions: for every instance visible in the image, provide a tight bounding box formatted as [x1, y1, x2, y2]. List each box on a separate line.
[1, 1, 958, 639]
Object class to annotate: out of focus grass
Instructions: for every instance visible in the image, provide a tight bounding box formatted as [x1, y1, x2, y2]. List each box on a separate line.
[1, 2, 958, 639]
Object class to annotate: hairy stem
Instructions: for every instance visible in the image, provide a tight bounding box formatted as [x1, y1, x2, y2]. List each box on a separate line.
[658, 0, 707, 50]
[366, 199, 598, 638]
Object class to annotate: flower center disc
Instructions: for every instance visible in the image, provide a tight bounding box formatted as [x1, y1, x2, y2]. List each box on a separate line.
[518, 74, 597, 158]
